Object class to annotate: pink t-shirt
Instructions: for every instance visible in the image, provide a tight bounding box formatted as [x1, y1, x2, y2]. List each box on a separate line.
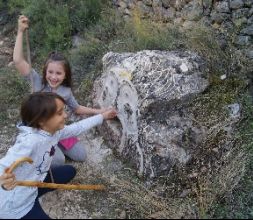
[59, 137, 79, 150]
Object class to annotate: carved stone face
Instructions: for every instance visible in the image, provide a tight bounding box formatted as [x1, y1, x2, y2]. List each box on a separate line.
[94, 67, 143, 174]
[93, 51, 209, 179]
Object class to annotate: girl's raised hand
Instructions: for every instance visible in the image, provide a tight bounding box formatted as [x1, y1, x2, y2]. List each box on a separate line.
[102, 108, 117, 120]
[0, 172, 17, 191]
[18, 15, 29, 33]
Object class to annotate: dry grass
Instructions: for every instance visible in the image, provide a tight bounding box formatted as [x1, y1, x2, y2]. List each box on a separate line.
[193, 145, 247, 218]
[107, 173, 196, 219]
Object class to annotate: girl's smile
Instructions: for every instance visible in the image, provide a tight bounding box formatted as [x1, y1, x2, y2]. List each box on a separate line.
[46, 62, 66, 89]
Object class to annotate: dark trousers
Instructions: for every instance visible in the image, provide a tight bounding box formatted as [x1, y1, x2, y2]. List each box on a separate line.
[21, 165, 76, 219]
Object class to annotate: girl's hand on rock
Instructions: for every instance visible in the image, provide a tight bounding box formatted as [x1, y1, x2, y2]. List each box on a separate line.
[102, 108, 117, 120]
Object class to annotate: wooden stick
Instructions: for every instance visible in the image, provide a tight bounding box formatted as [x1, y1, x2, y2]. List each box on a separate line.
[16, 181, 106, 191]
[5, 157, 33, 174]
[6, 157, 106, 191]
[26, 29, 34, 93]
[26, 29, 32, 68]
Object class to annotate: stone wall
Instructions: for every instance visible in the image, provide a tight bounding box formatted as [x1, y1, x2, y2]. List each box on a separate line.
[112, 0, 253, 59]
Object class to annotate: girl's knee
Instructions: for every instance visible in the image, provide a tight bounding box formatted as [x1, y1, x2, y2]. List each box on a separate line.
[71, 151, 87, 162]
[65, 142, 87, 162]
[74, 148, 87, 162]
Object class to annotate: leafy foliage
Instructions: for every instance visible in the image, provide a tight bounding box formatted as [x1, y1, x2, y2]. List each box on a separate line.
[0, 68, 29, 125]
[67, 0, 105, 33]
[6, 0, 107, 59]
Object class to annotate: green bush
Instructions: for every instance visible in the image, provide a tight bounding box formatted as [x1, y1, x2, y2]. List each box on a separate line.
[6, 0, 107, 60]
[26, 1, 71, 57]
[7, 0, 32, 12]
[0, 68, 29, 125]
[108, 10, 185, 53]
[0, 1, 5, 10]
[69, 8, 125, 83]
[67, 0, 106, 33]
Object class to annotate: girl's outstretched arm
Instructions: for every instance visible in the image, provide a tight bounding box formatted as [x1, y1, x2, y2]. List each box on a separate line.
[75, 105, 110, 116]
[13, 15, 30, 76]
[59, 109, 117, 139]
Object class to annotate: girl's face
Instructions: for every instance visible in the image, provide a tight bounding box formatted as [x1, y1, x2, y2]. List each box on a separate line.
[46, 61, 66, 89]
[40, 98, 67, 134]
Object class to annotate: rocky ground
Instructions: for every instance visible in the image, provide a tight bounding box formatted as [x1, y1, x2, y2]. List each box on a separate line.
[40, 132, 128, 219]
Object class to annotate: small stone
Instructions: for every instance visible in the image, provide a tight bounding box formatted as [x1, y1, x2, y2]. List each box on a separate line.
[119, 210, 127, 219]
[188, 172, 198, 178]
[212, 148, 219, 153]
[180, 63, 188, 72]
[220, 74, 227, 80]
[8, 61, 14, 67]
[179, 189, 191, 198]
[227, 103, 240, 118]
